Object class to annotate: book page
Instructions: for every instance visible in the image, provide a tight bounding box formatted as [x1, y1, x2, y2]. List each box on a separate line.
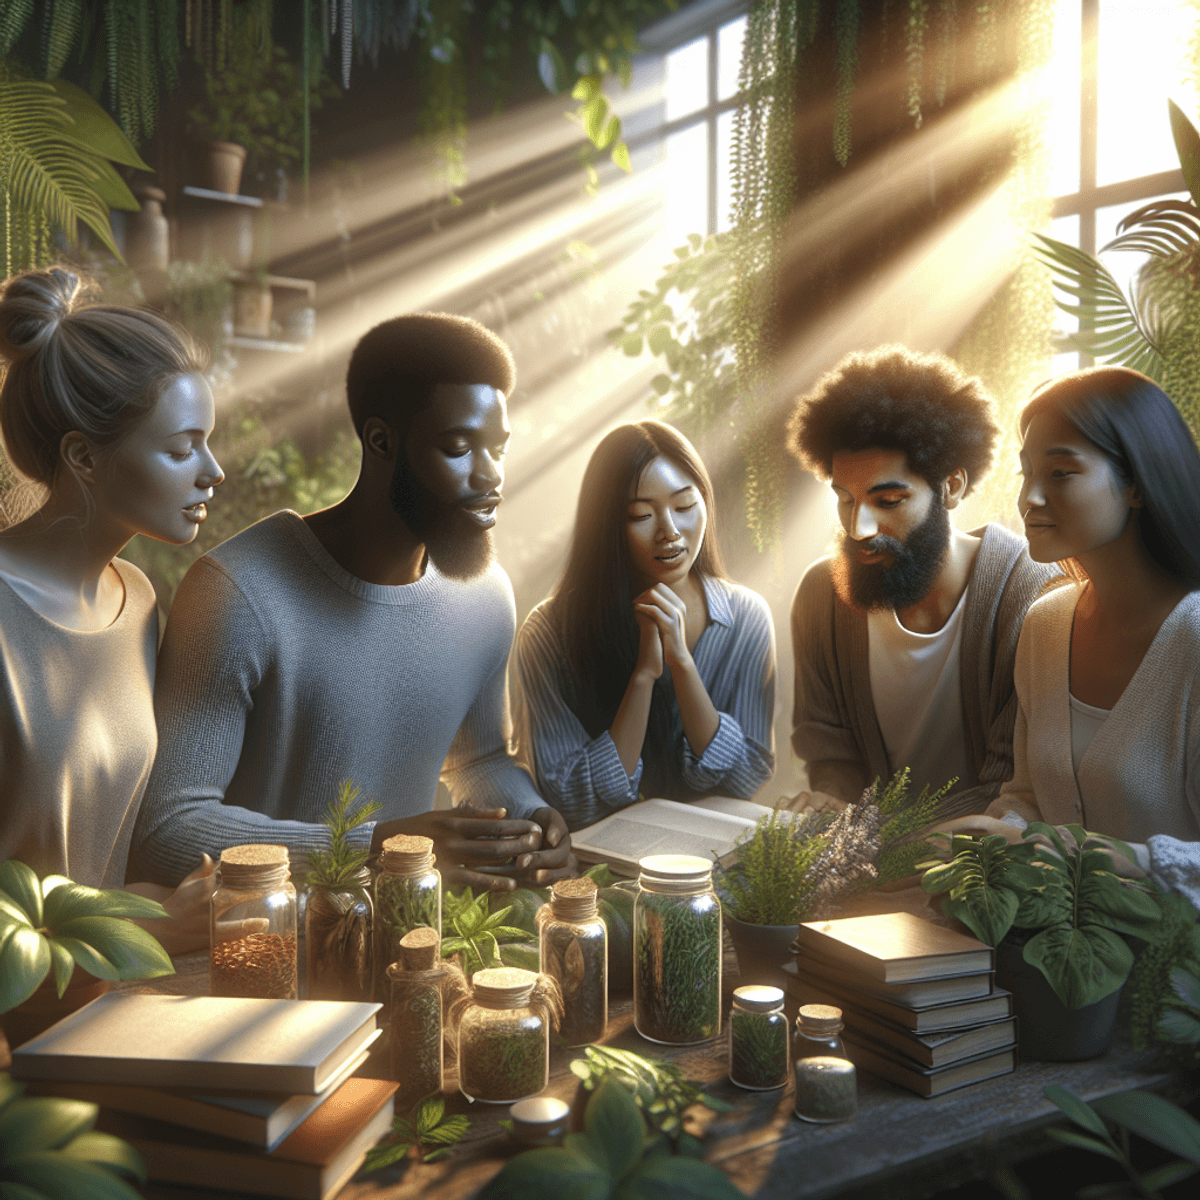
[573, 798, 756, 865]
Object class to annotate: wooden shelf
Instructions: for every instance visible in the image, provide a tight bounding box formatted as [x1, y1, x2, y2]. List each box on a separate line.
[228, 271, 316, 299]
[227, 335, 308, 353]
[180, 186, 264, 208]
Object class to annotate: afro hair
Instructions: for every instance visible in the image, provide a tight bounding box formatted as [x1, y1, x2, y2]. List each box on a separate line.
[786, 345, 999, 495]
[346, 311, 516, 436]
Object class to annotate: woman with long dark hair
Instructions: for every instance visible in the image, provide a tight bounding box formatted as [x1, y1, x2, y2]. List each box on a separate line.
[984, 367, 1200, 901]
[510, 421, 775, 830]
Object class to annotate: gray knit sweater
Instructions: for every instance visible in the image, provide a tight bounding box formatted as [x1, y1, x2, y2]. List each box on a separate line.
[791, 523, 1060, 819]
[132, 511, 543, 885]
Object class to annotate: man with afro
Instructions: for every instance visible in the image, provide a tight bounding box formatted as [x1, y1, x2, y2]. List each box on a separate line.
[133, 312, 573, 893]
[785, 345, 1058, 821]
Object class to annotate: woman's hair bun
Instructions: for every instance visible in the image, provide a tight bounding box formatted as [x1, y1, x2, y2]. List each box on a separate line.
[0, 267, 83, 365]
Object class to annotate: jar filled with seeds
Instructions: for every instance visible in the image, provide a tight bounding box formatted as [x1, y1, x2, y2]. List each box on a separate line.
[373, 834, 440, 1001]
[794, 1056, 857, 1124]
[457, 968, 553, 1104]
[539, 878, 607, 1044]
[729, 985, 789, 1090]
[211, 844, 298, 999]
[633, 855, 722, 1045]
[306, 865, 373, 1002]
[793, 1004, 845, 1062]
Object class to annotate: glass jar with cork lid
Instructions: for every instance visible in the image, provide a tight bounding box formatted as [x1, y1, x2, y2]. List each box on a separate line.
[729, 985, 789, 1090]
[373, 834, 441, 1001]
[457, 968, 552, 1104]
[793, 1004, 846, 1061]
[539, 877, 607, 1044]
[633, 854, 722, 1045]
[210, 844, 298, 999]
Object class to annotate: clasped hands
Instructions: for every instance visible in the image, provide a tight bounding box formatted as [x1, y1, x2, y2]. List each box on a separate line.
[633, 583, 692, 678]
[371, 804, 574, 893]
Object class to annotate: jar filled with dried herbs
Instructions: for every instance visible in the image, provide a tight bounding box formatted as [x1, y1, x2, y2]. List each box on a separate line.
[729, 985, 789, 1091]
[794, 1056, 857, 1124]
[539, 878, 607, 1044]
[306, 866, 373, 1002]
[385, 927, 469, 1110]
[211, 844, 297, 999]
[793, 1004, 845, 1062]
[455, 968, 562, 1104]
[373, 834, 440, 1001]
[633, 855, 722, 1045]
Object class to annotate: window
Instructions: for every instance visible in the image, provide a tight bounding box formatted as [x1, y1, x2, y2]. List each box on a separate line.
[1048, 0, 1194, 369]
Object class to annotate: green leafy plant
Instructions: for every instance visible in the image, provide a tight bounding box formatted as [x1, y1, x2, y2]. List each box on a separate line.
[1156, 962, 1200, 1055]
[0, 1073, 146, 1200]
[305, 780, 382, 892]
[1126, 890, 1200, 1051]
[361, 1093, 470, 1171]
[0, 860, 174, 1014]
[870, 767, 957, 885]
[478, 1076, 743, 1200]
[568, 1045, 730, 1157]
[440, 887, 537, 977]
[1044, 1084, 1200, 1199]
[919, 823, 1163, 1009]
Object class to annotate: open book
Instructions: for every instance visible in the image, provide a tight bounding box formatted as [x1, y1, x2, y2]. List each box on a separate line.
[571, 796, 778, 874]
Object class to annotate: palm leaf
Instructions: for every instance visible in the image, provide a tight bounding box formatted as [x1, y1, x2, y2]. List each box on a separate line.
[1170, 99, 1200, 210]
[1103, 200, 1200, 257]
[1032, 233, 1166, 379]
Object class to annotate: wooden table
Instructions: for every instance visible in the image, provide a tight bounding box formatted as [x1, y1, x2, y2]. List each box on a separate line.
[61, 951, 1186, 1200]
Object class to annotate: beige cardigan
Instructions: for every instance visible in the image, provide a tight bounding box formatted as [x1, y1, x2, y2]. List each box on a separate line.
[989, 583, 1200, 904]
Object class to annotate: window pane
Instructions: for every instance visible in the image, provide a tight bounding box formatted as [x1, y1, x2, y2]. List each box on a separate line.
[1047, 0, 1081, 197]
[1048, 213, 1081, 375]
[716, 110, 735, 231]
[1096, 0, 1197, 187]
[717, 17, 747, 101]
[664, 122, 709, 242]
[665, 37, 709, 121]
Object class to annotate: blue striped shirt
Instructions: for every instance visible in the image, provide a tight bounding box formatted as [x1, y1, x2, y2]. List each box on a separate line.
[509, 575, 776, 829]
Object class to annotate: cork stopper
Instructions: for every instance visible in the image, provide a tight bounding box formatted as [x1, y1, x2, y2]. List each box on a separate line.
[472, 967, 536, 1009]
[798, 1003, 844, 1034]
[380, 834, 435, 876]
[550, 877, 598, 922]
[218, 844, 290, 887]
[399, 926, 441, 971]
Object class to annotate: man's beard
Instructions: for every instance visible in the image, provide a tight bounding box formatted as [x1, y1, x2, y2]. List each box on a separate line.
[831, 493, 951, 612]
[389, 451, 495, 581]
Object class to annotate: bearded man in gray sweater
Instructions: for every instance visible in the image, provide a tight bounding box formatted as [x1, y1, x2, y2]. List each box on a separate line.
[133, 313, 572, 890]
[785, 345, 1059, 822]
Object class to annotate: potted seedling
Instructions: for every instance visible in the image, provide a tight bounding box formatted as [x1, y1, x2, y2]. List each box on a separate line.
[919, 823, 1163, 1060]
[0, 860, 174, 1047]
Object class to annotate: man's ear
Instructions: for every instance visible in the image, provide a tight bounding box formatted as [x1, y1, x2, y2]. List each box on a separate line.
[943, 467, 969, 510]
[361, 416, 396, 462]
[59, 431, 98, 484]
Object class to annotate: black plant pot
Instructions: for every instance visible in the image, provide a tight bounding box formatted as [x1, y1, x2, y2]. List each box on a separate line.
[724, 915, 800, 989]
[995, 941, 1120, 1062]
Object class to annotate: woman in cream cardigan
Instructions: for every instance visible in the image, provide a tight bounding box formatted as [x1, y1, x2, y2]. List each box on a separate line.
[981, 367, 1200, 904]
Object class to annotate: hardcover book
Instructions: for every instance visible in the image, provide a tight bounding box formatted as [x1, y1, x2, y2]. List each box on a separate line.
[11, 993, 380, 1094]
[841, 1032, 1016, 1097]
[788, 950, 994, 1006]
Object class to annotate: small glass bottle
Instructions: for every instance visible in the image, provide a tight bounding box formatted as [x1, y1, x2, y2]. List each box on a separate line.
[540, 878, 607, 1044]
[793, 1004, 846, 1062]
[729, 985, 789, 1090]
[633, 854, 722, 1045]
[210, 844, 298, 999]
[794, 1057, 858, 1124]
[386, 927, 446, 1110]
[306, 865, 373, 1002]
[373, 834, 441, 1001]
[457, 968, 549, 1103]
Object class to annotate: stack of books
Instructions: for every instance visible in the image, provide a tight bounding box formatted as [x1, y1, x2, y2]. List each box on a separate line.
[783, 911, 1017, 1098]
[11, 993, 395, 1199]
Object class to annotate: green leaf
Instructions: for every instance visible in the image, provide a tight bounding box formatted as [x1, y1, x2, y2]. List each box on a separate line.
[1045, 1086, 1112, 1137]
[1170, 966, 1200, 1009]
[1023, 924, 1132, 1008]
[1045, 1128, 1123, 1161]
[584, 96, 609, 146]
[616, 1152, 746, 1199]
[611, 141, 632, 173]
[585, 1078, 644, 1180]
[1140, 1161, 1199, 1190]
[50, 937, 120, 983]
[572, 73, 602, 102]
[415, 1097, 445, 1135]
[49, 80, 152, 171]
[87, 159, 139, 213]
[1093, 1090, 1200, 1165]
[498, 943, 540, 971]
[422, 1115, 470, 1145]
[0, 1097, 96, 1157]
[43, 884, 167, 928]
[360, 1138, 415, 1172]
[1169, 99, 1200, 209]
[941, 888, 1018, 948]
[596, 114, 621, 151]
[47, 940, 75, 997]
[51, 918, 173, 980]
[538, 40, 569, 94]
[58, 1131, 145, 1180]
[4, 1153, 145, 1200]
[0, 862, 43, 926]
[0, 926, 51, 1013]
[475, 1146, 612, 1200]
[0, 893, 35, 929]
[621, 334, 643, 357]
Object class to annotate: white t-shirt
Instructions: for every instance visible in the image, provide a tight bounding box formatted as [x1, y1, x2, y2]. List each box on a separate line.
[1069, 691, 1111, 780]
[867, 588, 972, 798]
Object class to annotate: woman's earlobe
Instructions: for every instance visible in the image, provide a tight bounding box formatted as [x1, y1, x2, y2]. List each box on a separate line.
[59, 431, 97, 483]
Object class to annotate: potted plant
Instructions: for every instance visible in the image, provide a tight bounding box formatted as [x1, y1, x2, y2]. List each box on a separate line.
[919, 824, 1164, 1060]
[303, 781, 381, 1002]
[0, 860, 174, 1047]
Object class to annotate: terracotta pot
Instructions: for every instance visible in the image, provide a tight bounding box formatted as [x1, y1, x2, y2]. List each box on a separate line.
[1, 973, 110, 1049]
[196, 139, 247, 195]
[233, 279, 272, 338]
[995, 940, 1120, 1061]
[724, 914, 800, 989]
[126, 184, 170, 272]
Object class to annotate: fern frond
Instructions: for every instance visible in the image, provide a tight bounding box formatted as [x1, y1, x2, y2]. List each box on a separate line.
[1104, 200, 1200, 258]
[44, 0, 83, 78]
[0, 0, 34, 57]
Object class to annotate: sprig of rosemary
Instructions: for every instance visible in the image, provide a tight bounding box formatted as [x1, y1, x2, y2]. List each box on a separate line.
[305, 780, 382, 890]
